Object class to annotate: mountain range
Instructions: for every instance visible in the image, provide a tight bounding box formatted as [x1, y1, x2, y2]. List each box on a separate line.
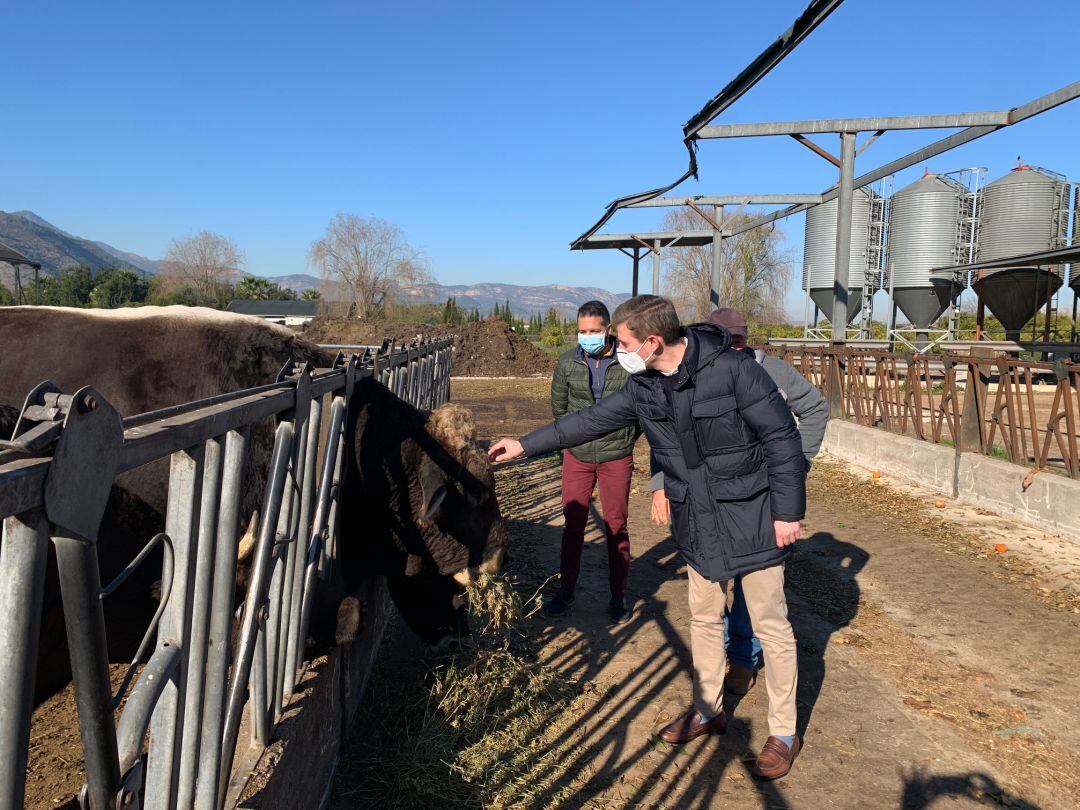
[0, 211, 161, 275]
[0, 210, 629, 317]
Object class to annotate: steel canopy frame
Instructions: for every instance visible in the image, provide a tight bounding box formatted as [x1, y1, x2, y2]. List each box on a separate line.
[576, 195, 824, 301]
[696, 111, 1012, 138]
[569, 0, 846, 250]
[722, 81, 1080, 242]
[930, 245, 1080, 275]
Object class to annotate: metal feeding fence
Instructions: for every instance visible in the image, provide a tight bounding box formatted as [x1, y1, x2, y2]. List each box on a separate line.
[0, 337, 452, 810]
[767, 345, 1080, 479]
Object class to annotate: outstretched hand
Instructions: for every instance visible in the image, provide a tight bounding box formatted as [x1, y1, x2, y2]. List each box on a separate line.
[487, 438, 524, 463]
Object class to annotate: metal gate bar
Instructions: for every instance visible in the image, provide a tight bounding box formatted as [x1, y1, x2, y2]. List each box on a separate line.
[0, 336, 453, 809]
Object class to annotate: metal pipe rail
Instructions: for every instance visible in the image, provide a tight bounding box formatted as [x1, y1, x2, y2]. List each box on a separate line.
[765, 345, 1080, 478]
[0, 336, 453, 809]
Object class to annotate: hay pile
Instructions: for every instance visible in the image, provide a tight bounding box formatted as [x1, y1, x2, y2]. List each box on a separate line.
[302, 317, 555, 377]
[333, 574, 588, 809]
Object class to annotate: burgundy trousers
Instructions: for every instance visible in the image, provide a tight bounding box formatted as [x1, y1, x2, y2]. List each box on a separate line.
[559, 450, 633, 598]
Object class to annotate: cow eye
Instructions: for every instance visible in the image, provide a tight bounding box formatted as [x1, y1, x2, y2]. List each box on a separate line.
[465, 487, 490, 508]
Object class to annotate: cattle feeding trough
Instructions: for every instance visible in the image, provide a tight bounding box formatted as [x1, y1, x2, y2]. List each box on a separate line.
[0, 331, 454, 809]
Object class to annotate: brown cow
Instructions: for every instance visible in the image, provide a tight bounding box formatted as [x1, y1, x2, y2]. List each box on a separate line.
[343, 377, 507, 643]
[0, 306, 505, 699]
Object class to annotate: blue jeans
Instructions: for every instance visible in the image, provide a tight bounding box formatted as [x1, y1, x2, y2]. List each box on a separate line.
[724, 576, 763, 669]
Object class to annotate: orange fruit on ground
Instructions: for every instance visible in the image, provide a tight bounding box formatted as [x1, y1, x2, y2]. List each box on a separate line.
[995, 543, 1008, 554]
[872, 470, 881, 479]
[934, 499, 946, 508]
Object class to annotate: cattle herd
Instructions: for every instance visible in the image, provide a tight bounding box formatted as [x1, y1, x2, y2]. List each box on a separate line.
[0, 305, 506, 706]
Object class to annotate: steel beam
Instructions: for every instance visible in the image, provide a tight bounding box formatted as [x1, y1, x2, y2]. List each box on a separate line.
[790, 134, 840, 167]
[631, 248, 640, 296]
[931, 245, 1080, 274]
[710, 206, 724, 308]
[832, 132, 856, 342]
[718, 81, 1080, 240]
[697, 111, 1010, 138]
[652, 240, 661, 295]
[577, 230, 715, 250]
[628, 194, 822, 207]
[573, 0, 845, 249]
[683, 0, 846, 138]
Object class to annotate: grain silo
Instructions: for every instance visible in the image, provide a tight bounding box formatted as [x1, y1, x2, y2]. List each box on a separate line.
[885, 173, 968, 345]
[971, 164, 1072, 339]
[802, 189, 877, 325]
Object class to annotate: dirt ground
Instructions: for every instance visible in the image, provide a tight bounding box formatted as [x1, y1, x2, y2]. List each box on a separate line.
[301, 317, 556, 377]
[441, 377, 1080, 809]
[26, 377, 1080, 808]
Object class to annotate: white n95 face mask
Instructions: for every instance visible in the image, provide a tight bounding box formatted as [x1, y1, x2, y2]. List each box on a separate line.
[617, 343, 654, 374]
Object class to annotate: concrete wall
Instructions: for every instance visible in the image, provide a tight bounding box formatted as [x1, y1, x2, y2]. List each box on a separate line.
[821, 420, 1080, 540]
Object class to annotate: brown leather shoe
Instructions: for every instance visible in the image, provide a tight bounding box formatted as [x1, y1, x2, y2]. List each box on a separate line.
[657, 707, 727, 744]
[725, 662, 757, 695]
[751, 736, 800, 780]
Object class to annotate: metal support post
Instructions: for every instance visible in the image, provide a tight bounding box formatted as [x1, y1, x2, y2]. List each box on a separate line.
[175, 437, 225, 809]
[285, 396, 322, 694]
[0, 510, 51, 810]
[959, 348, 993, 452]
[631, 248, 640, 296]
[195, 428, 250, 810]
[54, 532, 123, 809]
[146, 446, 205, 810]
[652, 239, 661, 296]
[827, 132, 856, 416]
[219, 422, 294, 808]
[710, 205, 725, 307]
[832, 132, 857, 340]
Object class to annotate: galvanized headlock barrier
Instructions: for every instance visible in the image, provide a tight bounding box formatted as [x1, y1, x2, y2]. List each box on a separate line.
[766, 345, 1080, 479]
[0, 336, 453, 810]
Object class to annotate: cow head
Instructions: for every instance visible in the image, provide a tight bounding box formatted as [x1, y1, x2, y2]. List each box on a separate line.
[415, 403, 507, 586]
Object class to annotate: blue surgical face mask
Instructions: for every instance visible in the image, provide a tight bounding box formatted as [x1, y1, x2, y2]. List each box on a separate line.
[578, 333, 607, 355]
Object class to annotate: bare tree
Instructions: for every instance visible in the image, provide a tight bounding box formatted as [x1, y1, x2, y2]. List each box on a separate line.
[160, 231, 244, 304]
[661, 207, 793, 323]
[308, 214, 430, 319]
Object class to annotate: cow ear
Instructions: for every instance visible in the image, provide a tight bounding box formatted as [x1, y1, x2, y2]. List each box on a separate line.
[419, 457, 449, 522]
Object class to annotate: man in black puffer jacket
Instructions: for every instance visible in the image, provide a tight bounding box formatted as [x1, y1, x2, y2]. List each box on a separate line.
[488, 295, 807, 781]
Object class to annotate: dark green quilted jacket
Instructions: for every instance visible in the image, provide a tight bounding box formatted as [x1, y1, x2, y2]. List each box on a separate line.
[551, 345, 636, 463]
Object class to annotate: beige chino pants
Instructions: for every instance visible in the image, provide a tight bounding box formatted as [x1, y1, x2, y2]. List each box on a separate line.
[687, 563, 798, 736]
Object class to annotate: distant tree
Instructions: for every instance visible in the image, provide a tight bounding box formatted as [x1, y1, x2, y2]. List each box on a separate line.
[36, 276, 61, 305]
[661, 207, 792, 322]
[442, 296, 467, 325]
[63, 265, 96, 306]
[89, 268, 149, 308]
[0, 283, 12, 306]
[234, 276, 295, 301]
[308, 213, 430, 320]
[301, 288, 321, 302]
[160, 231, 244, 307]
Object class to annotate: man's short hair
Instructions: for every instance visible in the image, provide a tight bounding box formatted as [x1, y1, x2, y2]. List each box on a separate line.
[611, 295, 683, 343]
[577, 300, 611, 323]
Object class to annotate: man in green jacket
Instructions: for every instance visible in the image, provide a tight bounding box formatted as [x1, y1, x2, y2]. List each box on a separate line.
[546, 300, 636, 624]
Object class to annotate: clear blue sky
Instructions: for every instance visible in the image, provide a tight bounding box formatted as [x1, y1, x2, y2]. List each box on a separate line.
[6, 0, 1079, 319]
